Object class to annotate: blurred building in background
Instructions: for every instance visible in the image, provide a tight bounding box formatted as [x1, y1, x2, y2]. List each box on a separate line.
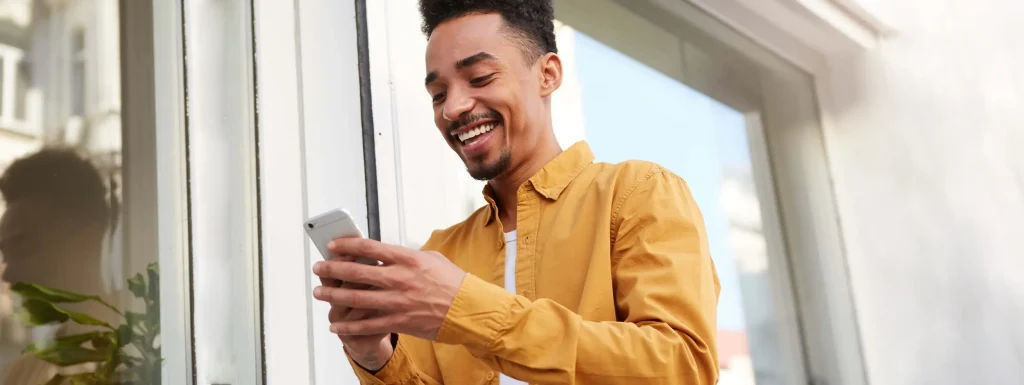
[0, 0, 122, 377]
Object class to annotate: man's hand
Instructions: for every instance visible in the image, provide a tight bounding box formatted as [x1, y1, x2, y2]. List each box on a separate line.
[312, 238, 467, 342]
[318, 260, 393, 372]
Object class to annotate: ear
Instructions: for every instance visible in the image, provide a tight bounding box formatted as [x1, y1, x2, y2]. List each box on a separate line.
[537, 52, 563, 97]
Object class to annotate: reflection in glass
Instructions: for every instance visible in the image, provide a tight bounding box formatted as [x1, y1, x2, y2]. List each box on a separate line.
[0, 1, 159, 384]
[553, 25, 786, 385]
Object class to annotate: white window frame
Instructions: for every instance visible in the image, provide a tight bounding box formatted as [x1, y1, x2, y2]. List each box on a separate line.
[0, 44, 32, 136]
[253, 0, 374, 383]
[180, 0, 265, 383]
[119, 0, 193, 382]
[251, 0, 314, 383]
[125, 0, 378, 383]
[124, 0, 378, 383]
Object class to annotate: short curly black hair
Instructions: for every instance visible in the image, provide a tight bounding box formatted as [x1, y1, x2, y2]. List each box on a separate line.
[0, 148, 110, 228]
[419, 0, 558, 60]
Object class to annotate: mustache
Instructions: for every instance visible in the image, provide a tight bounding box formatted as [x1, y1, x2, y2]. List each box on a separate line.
[448, 110, 501, 133]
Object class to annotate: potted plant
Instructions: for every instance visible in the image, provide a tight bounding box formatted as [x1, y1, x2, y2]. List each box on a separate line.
[11, 262, 161, 384]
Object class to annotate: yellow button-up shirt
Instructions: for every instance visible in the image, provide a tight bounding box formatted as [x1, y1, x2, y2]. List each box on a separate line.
[350, 142, 720, 384]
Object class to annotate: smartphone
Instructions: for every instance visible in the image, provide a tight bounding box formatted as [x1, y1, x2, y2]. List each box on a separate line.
[304, 208, 379, 267]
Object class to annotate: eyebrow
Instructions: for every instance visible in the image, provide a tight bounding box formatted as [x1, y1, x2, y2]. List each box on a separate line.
[425, 51, 498, 86]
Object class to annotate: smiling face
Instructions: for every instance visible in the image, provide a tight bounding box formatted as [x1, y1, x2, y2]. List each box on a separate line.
[425, 13, 561, 181]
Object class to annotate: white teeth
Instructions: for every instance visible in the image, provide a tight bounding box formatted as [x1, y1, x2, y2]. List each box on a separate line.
[456, 123, 496, 144]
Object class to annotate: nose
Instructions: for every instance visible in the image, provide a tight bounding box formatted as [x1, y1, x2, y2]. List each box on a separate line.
[442, 86, 475, 123]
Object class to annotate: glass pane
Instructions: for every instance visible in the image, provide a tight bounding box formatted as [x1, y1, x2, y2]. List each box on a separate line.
[0, 2, 164, 384]
[553, 26, 788, 385]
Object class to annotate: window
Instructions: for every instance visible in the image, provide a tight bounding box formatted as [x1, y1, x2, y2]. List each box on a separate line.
[0, 1, 191, 383]
[2, 0, 379, 383]
[0, 44, 33, 135]
[14, 61, 28, 121]
[553, 26, 793, 385]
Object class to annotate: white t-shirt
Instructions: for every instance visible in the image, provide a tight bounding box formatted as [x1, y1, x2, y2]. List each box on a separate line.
[501, 231, 527, 385]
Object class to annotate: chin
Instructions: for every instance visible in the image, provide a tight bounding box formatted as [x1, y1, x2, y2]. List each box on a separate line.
[465, 150, 512, 181]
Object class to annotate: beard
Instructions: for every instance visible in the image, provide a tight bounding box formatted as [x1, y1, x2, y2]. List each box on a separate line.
[466, 146, 512, 181]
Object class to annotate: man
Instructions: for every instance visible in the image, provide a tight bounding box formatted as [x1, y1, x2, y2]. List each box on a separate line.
[0, 148, 115, 384]
[311, 0, 720, 383]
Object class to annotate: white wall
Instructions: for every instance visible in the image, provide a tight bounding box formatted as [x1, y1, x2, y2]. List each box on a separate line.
[818, 1, 1024, 384]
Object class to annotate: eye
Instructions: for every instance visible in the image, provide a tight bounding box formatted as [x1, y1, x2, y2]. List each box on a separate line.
[470, 73, 496, 86]
[431, 91, 446, 104]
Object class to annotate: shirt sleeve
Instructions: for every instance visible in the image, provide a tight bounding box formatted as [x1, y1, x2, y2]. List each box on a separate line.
[347, 334, 444, 385]
[433, 169, 721, 384]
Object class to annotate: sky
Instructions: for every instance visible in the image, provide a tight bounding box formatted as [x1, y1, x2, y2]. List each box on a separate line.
[570, 31, 759, 332]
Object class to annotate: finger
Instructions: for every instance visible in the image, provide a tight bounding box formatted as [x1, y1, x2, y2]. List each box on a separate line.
[312, 260, 395, 288]
[328, 238, 410, 265]
[330, 314, 402, 336]
[344, 308, 376, 321]
[328, 305, 352, 323]
[313, 286, 402, 310]
[329, 305, 375, 323]
[319, 254, 365, 288]
[333, 255, 358, 263]
[319, 276, 341, 288]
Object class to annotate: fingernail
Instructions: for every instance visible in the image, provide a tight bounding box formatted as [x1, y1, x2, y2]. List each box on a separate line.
[313, 287, 322, 297]
[328, 241, 336, 250]
[312, 261, 323, 273]
[329, 324, 339, 334]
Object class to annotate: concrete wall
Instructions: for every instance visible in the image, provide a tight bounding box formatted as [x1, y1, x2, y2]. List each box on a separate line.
[819, 1, 1024, 384]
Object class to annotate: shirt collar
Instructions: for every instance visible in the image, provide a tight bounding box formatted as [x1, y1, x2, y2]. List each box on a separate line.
[482, 141, 595, 224]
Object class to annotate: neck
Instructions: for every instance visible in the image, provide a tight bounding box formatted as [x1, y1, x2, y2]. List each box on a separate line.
[489, 136, 562, 231]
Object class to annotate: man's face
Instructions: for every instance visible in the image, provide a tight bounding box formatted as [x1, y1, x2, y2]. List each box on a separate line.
[0, 201, 104, 288]
[425, 13, 549, 181]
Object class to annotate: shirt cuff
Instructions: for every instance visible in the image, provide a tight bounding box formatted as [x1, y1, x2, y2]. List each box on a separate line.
[434, 273, 520, 353]
[348, 335, 416, 384]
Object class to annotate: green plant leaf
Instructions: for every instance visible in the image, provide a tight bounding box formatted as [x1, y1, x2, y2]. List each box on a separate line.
[67, 373, 105, 385]
[12, 281, 123, 316]
[63, 309, 111, 327]
[121, 354, 143, 367]
[147, 263, 160, 301]
[42, 331, 109, 348]
[127, 273, 146, 299]
[12, 282, 99, 304]
[117, 324, 133, 348]
[125, 311, 144, 332]
[16, 299, 112, 328]
[90, 332, 114, 353]
[27, 342, 108, 366]
[26, 332, 113, 366]
[15, 299, 70, 325]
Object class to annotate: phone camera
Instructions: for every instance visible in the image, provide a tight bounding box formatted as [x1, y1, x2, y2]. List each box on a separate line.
[307, 223, 314, 229]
